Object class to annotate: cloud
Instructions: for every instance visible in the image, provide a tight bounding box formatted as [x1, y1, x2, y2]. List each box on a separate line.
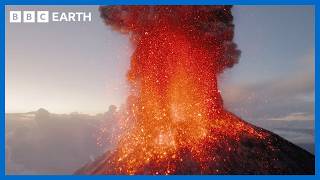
[219, 51, 315, 153]
[220, 52, 314, 121]
[268, 112, 314, 121]
[6, 107, 119, 175]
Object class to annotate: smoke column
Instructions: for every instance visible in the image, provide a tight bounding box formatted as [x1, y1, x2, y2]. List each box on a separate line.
[98, 6, 265, 174]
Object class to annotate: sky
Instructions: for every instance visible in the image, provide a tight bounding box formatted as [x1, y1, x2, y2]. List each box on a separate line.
[6, 5, 314, 122]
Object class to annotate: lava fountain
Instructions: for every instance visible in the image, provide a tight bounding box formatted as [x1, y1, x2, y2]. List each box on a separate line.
[76, 6, 314, 175]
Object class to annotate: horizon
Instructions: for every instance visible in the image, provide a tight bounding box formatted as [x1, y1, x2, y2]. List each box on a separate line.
[6, 6, 314, 122]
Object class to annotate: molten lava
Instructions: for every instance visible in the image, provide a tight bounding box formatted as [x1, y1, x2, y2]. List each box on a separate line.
[77, 6, 314, 175]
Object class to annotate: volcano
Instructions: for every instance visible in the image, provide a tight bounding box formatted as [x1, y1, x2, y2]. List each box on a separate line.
[76, 112, 314, 174]
[75, 6, 314, 175]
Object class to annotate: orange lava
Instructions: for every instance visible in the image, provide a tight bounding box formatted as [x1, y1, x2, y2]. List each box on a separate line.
[98, 6, 269, 174]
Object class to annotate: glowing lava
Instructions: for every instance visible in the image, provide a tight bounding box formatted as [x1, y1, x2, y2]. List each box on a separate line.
[78, 6, 314, 175]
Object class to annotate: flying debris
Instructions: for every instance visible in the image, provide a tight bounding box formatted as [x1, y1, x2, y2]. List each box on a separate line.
[75, 6, 314, 175]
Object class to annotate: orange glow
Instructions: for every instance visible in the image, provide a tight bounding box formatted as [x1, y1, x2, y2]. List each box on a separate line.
[97, 6, 269, 174]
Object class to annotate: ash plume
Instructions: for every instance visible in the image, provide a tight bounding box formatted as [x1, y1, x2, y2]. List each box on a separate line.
[100, 6, 240, 73]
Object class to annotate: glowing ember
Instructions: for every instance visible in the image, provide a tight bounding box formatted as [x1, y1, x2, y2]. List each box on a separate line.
[79, 6, 315, 175]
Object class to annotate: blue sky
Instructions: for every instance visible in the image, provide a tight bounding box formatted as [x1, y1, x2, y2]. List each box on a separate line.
[6, 5, 314, 123]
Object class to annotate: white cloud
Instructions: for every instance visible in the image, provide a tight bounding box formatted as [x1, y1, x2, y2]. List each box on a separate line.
[268, 112, 314, 121]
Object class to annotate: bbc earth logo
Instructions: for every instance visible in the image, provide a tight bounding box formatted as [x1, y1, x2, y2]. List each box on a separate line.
[9, 11, 92, 23]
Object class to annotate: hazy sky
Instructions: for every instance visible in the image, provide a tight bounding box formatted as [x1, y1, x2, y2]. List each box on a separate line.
[6, 6, 314, 122]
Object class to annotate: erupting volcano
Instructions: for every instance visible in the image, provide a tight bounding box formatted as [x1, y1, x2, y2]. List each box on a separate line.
[76, 6, 314, 175]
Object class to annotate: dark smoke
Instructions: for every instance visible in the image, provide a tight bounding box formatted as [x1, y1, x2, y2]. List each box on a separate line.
[99, 5, 240, 73]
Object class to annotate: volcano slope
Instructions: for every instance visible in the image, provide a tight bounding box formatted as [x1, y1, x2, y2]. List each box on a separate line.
[75, 111, 314, 175]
